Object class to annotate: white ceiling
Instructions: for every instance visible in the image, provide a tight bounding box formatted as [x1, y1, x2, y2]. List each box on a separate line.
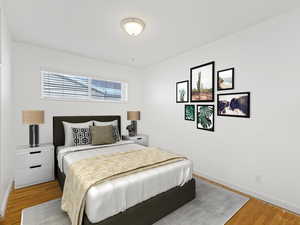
[5, 0, 300, 68]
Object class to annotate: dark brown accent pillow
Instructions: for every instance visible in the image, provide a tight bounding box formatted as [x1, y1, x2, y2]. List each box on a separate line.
[90, 125, 115, 145]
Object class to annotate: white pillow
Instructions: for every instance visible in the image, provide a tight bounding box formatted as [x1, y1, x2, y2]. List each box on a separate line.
[62, 121, 93, 146]
[93, 120, 118, 127]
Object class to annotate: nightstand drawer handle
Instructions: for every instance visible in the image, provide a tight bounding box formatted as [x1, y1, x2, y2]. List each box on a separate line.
[30, 151, 41, 154]
[137, 138, 142, 140]
[30, 165, 42, 169]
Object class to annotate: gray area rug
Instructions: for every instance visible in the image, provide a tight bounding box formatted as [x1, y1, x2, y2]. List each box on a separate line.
[21, 179, 248, 225]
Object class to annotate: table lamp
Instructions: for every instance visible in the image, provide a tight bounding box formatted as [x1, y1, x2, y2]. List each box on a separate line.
[126, 111, 140, 137]
[22, 110, 44, 147]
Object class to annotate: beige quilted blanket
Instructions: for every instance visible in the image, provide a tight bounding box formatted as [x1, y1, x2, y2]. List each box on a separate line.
[61, 147, 186, 225]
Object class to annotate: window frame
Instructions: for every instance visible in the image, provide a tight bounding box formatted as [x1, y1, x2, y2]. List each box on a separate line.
[40, 71, 128, 103]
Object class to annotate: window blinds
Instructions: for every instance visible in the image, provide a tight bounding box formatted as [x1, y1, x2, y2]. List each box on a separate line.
[42, 72, 89, 99]
[41, 71, 127, 102]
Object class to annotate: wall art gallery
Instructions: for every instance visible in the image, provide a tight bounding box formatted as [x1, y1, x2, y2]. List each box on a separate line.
[176, 61, 251, 132]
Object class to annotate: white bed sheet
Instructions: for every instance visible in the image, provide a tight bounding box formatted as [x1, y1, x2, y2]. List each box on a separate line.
[57, 142, 193, 223]
[57, 140, 136, 174]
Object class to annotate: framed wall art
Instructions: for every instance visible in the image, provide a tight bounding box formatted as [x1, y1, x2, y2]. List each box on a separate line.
[197, 105, 214, 132]
[185, 105, 195, 121]
[217, 68, 234, 91]
[217, 92, 250, 118]
[190, 61, 215, 102]
[176, 80, 189, 103]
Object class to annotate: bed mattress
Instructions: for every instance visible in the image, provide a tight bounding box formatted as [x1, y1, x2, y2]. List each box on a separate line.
[57, 142, 193, 223]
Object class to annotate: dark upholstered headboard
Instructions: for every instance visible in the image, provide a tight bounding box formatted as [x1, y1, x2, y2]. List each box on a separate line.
[53, 115, 121, 148]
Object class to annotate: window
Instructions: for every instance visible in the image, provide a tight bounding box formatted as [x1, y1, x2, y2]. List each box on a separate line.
[41, 71, 128, 102]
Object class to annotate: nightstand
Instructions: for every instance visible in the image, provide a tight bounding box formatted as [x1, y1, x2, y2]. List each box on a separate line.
[122, 134, 149, 146]
[15, 143, 54, 189]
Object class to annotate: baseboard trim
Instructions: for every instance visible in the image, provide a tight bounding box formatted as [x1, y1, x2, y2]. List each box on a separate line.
[0, 180, 13, 218]
[194, 170, 300, 215]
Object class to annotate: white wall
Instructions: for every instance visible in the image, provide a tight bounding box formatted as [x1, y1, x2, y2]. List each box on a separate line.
[0, 0, 14, 216]
[13, 42, 143, 146]
[141, 9, 300, 213]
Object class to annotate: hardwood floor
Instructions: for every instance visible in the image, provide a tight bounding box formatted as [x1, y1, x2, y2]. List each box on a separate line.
[0, 181, 62, 225]
[0, 178, 299, 225]
[194, 174, 300, 225]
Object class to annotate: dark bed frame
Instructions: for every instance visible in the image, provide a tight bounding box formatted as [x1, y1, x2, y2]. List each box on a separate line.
[53, 115, 196, 225]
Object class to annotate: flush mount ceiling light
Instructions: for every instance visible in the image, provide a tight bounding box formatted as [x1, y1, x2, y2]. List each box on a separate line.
[121, 18, 145, 36]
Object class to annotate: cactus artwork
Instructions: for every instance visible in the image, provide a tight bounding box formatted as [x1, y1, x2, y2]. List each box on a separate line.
[197, 72, 201, 91]
[191, 62, 214, 102]
[176, 80, 189, 103]
[197, 72, 202, 99]
[179, 88, 186, 101]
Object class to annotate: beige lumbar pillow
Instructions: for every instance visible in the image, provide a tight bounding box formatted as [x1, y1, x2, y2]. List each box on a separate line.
[90, 125, 115, 145]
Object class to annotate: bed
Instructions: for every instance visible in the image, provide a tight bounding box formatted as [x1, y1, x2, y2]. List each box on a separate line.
[53, 115, 196, 225]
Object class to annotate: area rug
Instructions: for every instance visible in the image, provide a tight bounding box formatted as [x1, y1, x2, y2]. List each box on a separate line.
[21, 178, 249, 225]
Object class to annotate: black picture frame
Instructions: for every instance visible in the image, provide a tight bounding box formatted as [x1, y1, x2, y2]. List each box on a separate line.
[217, 68, 235, 91]
[196, 105, 215, 132]
[217, 92, 250, 118]
[176, 80, 189, 103]
[185, 105, 195, 121]
[190, 61, 215, 102]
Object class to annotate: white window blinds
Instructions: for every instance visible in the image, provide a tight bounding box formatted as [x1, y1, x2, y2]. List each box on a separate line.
[41, 71, 128, 102]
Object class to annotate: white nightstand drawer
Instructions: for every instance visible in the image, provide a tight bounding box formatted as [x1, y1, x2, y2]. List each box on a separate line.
[15, 164, 53, 188]
[15, 149, 52, 170]
[15, 143, 54, 189]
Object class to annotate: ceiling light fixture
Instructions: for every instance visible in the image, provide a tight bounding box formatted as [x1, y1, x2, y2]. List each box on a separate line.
[121, 18, 145, 36]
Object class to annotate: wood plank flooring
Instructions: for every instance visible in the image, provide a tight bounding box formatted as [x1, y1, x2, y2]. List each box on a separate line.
[0, 181, 62, 225]
[0, 177, 299, 225]
[194, 174, 300, 225]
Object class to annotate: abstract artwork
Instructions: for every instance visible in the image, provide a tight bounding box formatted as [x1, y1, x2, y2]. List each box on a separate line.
[197, 105, 214, 131]
[217, 92, 250, 118]
[190, 61, 215, 102]
[217, 68, 234, 90]
[185, 105, 195, 121]
[176, 80, 189, 103]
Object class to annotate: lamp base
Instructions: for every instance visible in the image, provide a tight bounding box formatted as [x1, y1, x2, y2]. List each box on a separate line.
[126, 121, 137, 137]
[29, 125, 39, 148]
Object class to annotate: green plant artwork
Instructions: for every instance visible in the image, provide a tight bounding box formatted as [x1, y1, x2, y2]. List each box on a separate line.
[185, 105, 195, 121]
[197, 105, 214, 131]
